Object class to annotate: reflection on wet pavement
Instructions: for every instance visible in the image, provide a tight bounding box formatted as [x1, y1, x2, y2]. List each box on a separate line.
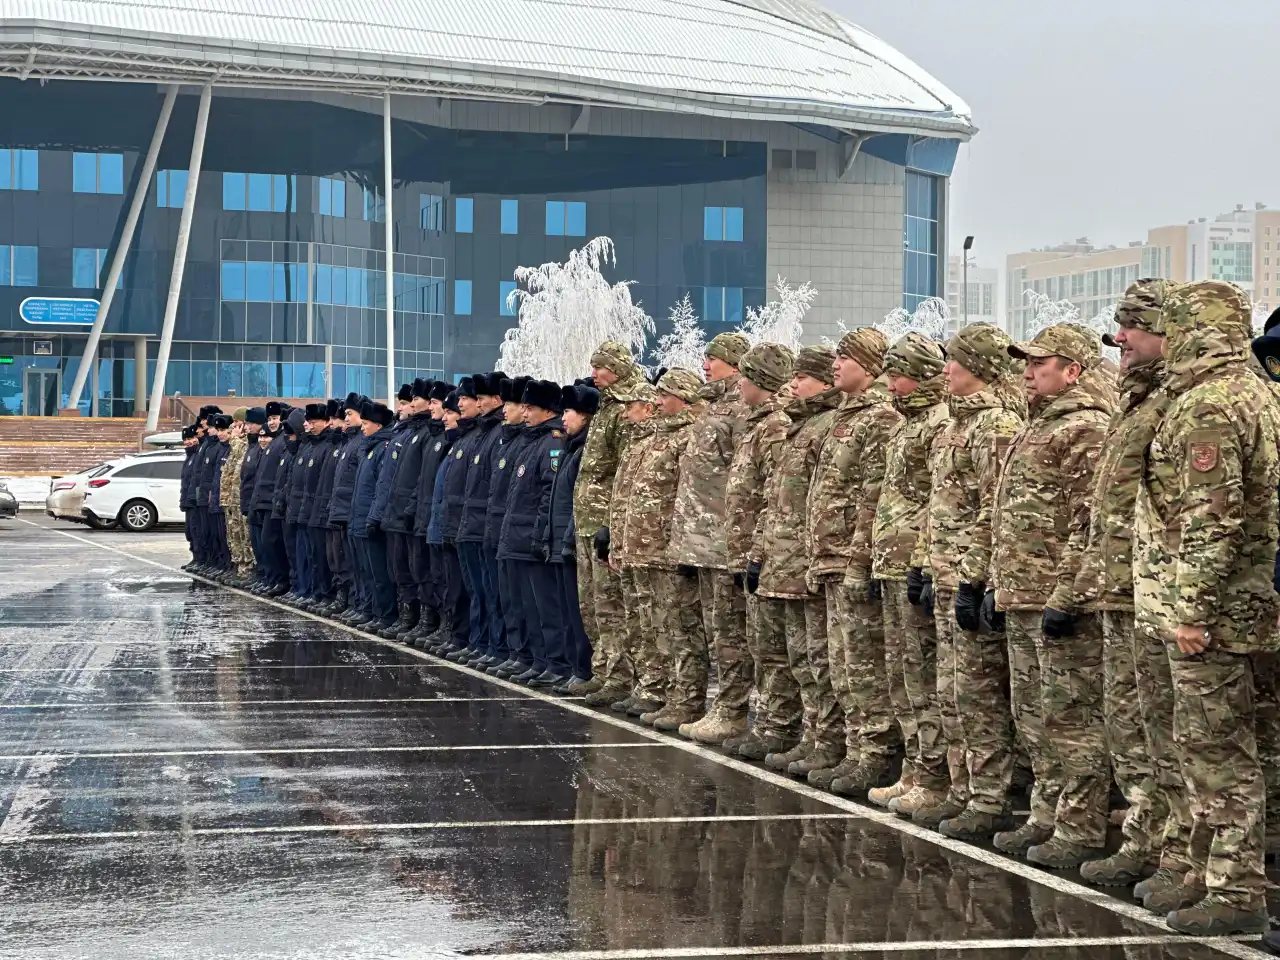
[0, 519, 1259, 960]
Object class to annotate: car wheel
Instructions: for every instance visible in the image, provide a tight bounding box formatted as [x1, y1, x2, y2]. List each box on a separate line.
[85, 515, 117, 530]
[121, 500, 158, 532]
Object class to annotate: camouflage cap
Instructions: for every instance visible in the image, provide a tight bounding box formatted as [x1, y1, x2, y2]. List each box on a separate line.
[705, 331, 751, 367]
[656, 367, 703, 404]
[231, 406, 248, 422]
[739, 342, 795, 393]
[618, 380, 659, 405]
[1162, 279, 1253, 344]
[836, 327, 890, 378]
[1008, 322, 1100, 369]
[1102, 278, 1171, 347]
[793, 344, 836, 385]
[884, 332, 945, 381]
[590, 340, 637, 379]
[945, 322, 1012, 384]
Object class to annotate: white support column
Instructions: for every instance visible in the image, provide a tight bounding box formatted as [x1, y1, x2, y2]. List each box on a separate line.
[67, 84, 178, 414]
[383, 90, 396, 405]
[133, 335, 148, 416]
[146, 83, 212, 432]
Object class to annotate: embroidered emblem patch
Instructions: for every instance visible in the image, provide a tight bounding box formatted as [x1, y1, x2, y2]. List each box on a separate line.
[307, 459, 314, 467]
[455, 450, 464, 459]
[1268, 356, 1280, 378]
[434, 441, 442, 451]
[498, 458, 506, 469]
[516, 464, 526, 477]
[391, 451, 398, 460]
[473, 455, 480, 464]
[1190, 442, 1219, 472]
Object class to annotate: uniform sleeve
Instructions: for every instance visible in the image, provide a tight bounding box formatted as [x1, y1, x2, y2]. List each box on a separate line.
[958, 411, 1019, 585]
[848, 408, 897, 582]
[910, 428, 943, 570]
[1047, 417, 1107, 612]
[750, 420, 788, 563]
[1172, 411, 1245, 626]
[532, 442, 558, 552]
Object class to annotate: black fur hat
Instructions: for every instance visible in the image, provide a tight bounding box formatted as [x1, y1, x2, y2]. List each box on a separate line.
[412, 378, 432, 400]
[181, 424, 198, 439]
[502, 375, 532, 403]
[198, 404, 222, 418]
[456, 376, 477, 399]
[265, 401, 287, 417]
[246, 406, 268, 425]
[521, 378, 564, 414]
[366, 402, 394, 426]
[564, 384, 600, 416]
[486, 371, 509, 398]
[325, 398, 342, 419]
[428, 381, 451, 402]
[358, 399, 375, 421]
[344, 392, 362, 410]
[443, 391, 460, 413]
[208, 413, 232, 429]
[396, 383, 413, 403]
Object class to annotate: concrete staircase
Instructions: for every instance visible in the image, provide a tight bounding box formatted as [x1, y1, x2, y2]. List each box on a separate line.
[0, 417, 181, 476]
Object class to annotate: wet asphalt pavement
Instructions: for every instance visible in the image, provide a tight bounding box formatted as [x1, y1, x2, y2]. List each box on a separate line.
[0, 516, 1269, 959]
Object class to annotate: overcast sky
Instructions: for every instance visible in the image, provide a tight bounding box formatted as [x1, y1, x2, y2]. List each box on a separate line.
[828, 0, 1279, 269]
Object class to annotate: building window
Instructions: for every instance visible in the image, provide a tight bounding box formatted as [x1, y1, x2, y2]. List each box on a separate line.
[220, 260, 307, 303]
[771, 149, 793, 170]
[455, 197, 474, 233]
[421, 194, 444, 232]
[0, 149, 38, 191]
[795, 149, 818, 171]
[0, 245, 38, 286]
[222, 172, 297, 212]
[317, 177, 346, 218]
[73, 152, 124, 194]
[703, 286, 744, 325]
[362, 186, 385, 222]
[902, 171, 939, 310]
[545, 201, 586, 237]
[704, 206, 744, 242]
[72, 248, 122, 290]
[156, 169, 188, 208]
[454, 280, 472, 315]
[500, 280, 518, 316]
[501, 199, 519, 235]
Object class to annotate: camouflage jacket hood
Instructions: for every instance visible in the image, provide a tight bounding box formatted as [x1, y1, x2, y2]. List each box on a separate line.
[574, 364, 645, 533]
[725, 395, 790, 572]
[1074, 358, 1171, 611]
[806, 381, 900, 587]
[873, 376, 949, 581]
[991, 380, 1109, 611]
[1163, 311, 1252, 395]
[922, 388, 1024, 590]
[615, 409, 697, 568]
[670, 375, 748, 569]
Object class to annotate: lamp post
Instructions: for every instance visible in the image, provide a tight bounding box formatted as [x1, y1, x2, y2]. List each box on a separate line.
[962, 235, 974, 326]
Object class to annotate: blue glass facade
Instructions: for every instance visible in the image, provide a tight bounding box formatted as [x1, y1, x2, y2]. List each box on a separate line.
[0, 79, 770, 414]
[903, 171, 941, 312]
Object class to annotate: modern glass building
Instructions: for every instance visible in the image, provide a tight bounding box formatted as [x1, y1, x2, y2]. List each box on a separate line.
[0, 0, 972, 419]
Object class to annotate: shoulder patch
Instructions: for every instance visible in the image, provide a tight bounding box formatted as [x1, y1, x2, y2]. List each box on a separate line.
[473, 454, 481, 464]
[498, 458, 506, 470]
[434, 441, 442, 451]
[455, 449, 464, 459]
[832, 426, 851, 438]
[552, 429, 564, 438]
[411, 435, 419, 443]
[516, 464, 526, 477]
[1190, 442, 1219, 473]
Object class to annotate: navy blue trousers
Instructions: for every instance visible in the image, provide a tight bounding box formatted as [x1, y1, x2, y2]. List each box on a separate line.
[347, 529, 367, 610]
[457, 542, 493, 655]
[558, 560, 592, 680]
[209, 510, 230, 569]
[360, 533, 396, 621]
[306, 525, 331, 598]
[480, 547, 507, 660]
[515, 560, 570, 677]
[442, 544, 470, 647]
[500, 560, 529, 666]
[249, 516, 265, 579]
[263, 517, 288, 587]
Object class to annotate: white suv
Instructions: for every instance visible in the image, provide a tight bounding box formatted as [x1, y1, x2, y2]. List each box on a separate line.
[81, 452, 187, 532]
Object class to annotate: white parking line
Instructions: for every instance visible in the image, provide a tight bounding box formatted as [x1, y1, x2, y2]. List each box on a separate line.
[0, 742, 662, 761]
[0, 696, 566, 709]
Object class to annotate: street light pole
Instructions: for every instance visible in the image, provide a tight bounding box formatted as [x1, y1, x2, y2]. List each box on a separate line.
[962, 235, 975, 326]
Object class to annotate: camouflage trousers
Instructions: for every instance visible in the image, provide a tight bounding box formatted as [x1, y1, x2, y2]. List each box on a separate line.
[1101, 611, 1168, 857]
[700, 569, 751, 720]
[655, 568, 709, 714]
[937, 586, 1010, 812]
[885, 580, 946, 789]
[621, 566, 665, 703]
[227, 510, 253, 571]
[590, 551, 632, 692]
[829, 580, 896, 760]
[576, 534, 603, 677]
[796, 590, 837, 751]
[1168, 646, 1266, 907]
[750, 596, 806, 742]
[1006, 611, 1109, 846]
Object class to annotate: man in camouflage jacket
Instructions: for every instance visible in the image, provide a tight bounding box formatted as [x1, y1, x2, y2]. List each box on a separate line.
[867, 333, 951, 817]
[1071, 280, 1184, 889]
[1133, 281, 1280, 935]
[220, 409, 252, 580]
[987, 323, 1111, 868]
[576, 341, 647, 703]
[918, 323, 1024, 837]
[670, 332, 752, 737]
[802, 329, 902, 796]
[698, 342, 794, 748]
[730, 345, 841, 765]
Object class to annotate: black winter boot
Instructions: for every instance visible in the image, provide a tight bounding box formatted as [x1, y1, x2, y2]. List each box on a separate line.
[396, 601, 421, 641]
[380, 603, 410, 639]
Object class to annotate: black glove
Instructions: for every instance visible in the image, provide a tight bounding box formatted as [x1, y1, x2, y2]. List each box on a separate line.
[1042, 607, 1076, 637]
[594, 527, 610, 562]
[537, 542, 550, 562]
[920, 579, 934, 618]
[955, 581, 984, 632]
[980, 588, 1005, 634]
[907, 567, 929, 606]
[745, 560, 762, 594]
[733, 572, 745, 591]
[677, 564, 698, 580]
[867, 579, 882, 604]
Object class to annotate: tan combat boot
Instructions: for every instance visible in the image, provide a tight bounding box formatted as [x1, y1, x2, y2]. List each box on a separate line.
[868, 771, 916, 808]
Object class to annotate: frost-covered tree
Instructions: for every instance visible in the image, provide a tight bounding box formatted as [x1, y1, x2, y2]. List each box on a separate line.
[497, 237, 654, 383]
[654, 294, 708, 375]
[1253, 302, 1273, 334]
[738, 277, 817, 352]
[873, 297, 952, 343]
[1023, 289, 1081, 335]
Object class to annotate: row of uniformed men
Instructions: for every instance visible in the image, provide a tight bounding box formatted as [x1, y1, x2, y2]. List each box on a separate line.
[572, 280, 1280, 938]
[179, 373, 606, 689]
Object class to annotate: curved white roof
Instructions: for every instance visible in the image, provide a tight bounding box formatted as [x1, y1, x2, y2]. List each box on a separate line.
[0, 0, 973, 138]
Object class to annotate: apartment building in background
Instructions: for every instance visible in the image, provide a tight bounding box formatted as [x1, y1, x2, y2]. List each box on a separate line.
[945, 255, 999, 334]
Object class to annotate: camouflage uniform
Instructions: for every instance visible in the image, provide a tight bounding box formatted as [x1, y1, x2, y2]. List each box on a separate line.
[670, 333, 752, 727]
[872, 334, 950, 794]
[751, 347, 840, 752]
[1073, 281, 1185, 874]
[924, 323, 1024, 817]
[220, 425, 252, 574]
[723, 344, 795, 733]
[992, 323, 1111, 850]
[1135, 281, 1280, 916]
[576, 341, 647, 695]
[808, 329, 901, 773]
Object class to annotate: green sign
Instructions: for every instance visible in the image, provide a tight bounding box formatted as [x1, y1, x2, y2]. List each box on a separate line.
[0, 357, 13, 365]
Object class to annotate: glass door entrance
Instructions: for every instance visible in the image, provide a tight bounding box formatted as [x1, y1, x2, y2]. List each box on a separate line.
[23, 369, 61, 416]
